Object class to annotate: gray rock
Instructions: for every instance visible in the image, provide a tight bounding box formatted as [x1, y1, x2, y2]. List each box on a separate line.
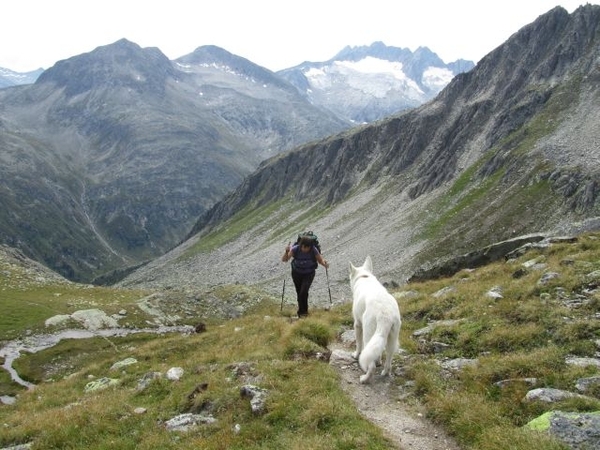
[494, 378, 538, 388]
[136, 371, 163, 392]
[526, 411, 600, 450]
[439, 358, 478, 372]
[538, 272, 560, 285]
[240, 385, 269, 415]
[166, 367, 184, 381]
[566, 356, 600, 369]
[410, 235, 546, 282]
[164, 413, 216, 432]
[524, 388, 586, 403]
[70, 309, 119, 330]
[522, 256, 547, 269]
[575, 376, 600, 393]
[84, 377, 119, 392]
[110, 357, 138, 371]
[432, 286, 456, 298]
[486, 286, 503, 299]
[0, 444, 33, 450]
[329, 349, 357, 367]
[412, 320, 463, 337]
[0, 395, 17, 405]
[339, 330, 356, 345]
[44, 314, 72, 328]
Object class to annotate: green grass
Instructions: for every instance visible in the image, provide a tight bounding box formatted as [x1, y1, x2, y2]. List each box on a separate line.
[0, 305, 393, 449]
[2, 232, 600, 449]
[402, 232, 600, 449]
[0, 262, 153, 341]
[0, 285, 149, 339]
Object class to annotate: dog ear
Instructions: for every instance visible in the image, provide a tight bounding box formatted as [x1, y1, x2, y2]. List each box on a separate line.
[364, 256, 373, 273]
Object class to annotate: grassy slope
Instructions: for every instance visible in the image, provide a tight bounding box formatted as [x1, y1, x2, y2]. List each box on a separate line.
[1, 233, 600, 449]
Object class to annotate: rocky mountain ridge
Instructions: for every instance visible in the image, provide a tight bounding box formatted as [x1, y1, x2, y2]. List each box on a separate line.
[119, 5, 600, 303]
[1, 42, 473, 126]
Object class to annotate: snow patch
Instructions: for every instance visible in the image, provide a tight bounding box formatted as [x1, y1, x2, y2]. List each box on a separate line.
[422, 66, 454, 91]
[336, 57, 407, 79]
[304, 57, 423, 98]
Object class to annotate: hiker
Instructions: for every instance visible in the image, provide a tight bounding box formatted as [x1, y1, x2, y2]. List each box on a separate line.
[282, 235, 329, 317]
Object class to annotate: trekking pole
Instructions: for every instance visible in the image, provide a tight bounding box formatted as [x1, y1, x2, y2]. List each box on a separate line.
[281, 241, 291, 312]
[326, 267, 332, 306]
[280, 278, 286, 311]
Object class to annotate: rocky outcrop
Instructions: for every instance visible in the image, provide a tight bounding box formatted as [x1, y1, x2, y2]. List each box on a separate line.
[526, 411, 600, 449]
[408, 234, 547, 282]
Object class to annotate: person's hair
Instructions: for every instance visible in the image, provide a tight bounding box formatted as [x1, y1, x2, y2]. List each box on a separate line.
[299, 237, 314, 248]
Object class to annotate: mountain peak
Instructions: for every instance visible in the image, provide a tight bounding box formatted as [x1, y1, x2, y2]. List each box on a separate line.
[174, 44, 293, 90]
[332, 41, 413, 62]
[175, 44, 263, 73]
[36, 38, 177, 96]
[278, 41, 474, 123]
[182, 45, 239, 63]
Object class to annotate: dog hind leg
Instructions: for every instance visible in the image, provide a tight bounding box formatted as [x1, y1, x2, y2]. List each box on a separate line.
[381, 345, 394, 376]
[381, 323, 400, 376]
[352, 320, 363, 359]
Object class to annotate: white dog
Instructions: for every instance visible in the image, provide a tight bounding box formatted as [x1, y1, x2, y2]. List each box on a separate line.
[350, 256, 401, 384]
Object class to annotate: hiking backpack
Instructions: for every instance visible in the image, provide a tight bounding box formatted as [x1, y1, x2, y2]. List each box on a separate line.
[291, 231, 322, 272]
[295, 231, 322, 254]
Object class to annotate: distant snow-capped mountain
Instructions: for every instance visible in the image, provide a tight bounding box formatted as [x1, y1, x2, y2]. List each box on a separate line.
[0, 67, 44, 88]
[277, 42, 475, 123]
[1, 42, 473, 125]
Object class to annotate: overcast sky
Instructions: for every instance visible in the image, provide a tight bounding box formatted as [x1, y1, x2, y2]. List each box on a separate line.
[1, 1, 596, 73]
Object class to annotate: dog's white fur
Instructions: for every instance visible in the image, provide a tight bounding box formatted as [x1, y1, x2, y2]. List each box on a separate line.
[350, 256, 401, 384]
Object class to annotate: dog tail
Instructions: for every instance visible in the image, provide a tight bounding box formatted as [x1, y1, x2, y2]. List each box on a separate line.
[359, 332, 387, 373]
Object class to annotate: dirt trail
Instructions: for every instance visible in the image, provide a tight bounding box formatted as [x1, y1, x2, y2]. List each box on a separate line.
[330, 343, 461, 450]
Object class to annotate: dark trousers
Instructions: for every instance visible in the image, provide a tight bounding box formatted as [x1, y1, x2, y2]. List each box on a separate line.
[291, 270, 315, 316]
